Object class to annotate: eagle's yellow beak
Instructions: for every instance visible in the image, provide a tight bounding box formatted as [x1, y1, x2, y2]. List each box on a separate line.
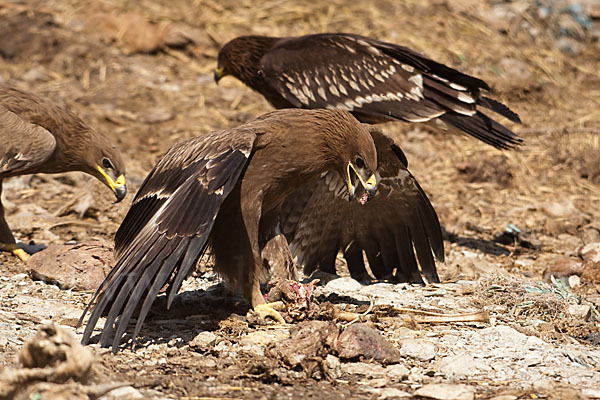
[97, 166, 127, 203]
[346, 162, 377, 203]
[214, 67, 225, 84]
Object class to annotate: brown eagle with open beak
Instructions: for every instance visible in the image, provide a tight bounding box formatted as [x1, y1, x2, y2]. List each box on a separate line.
[79, 109, 378, 352]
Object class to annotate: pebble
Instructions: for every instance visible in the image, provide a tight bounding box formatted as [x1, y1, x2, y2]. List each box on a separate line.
[385, 364, 409, 380]
[568, 275, 581, 288]
[336, 323, 401, 363]
[582, 388, 600, 399]
[413, 383, 475, 400]
[581, 242, 600, 283]
[189, 331, 217, 350]
[100, 386, 144, 400]
[324, 276, 362, 292]
[325, 354, 341, 379]
[341, 362, 386, 378]
[398, 339, 437, 361]
[435, 352, 489, 378]
[11, 273, 28, 281]
[377, 387, 411, 399]
[567, 304, 591, 320]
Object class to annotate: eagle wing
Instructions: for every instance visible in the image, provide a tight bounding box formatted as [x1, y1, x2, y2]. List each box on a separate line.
[260, 33, 521, 149]
[281, 128, 443, 283]
[80, 128, 256, 351]
[0, 106, 56, 175]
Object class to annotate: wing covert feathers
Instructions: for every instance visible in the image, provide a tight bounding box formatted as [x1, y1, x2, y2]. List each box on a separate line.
[0, 106, 56, 175]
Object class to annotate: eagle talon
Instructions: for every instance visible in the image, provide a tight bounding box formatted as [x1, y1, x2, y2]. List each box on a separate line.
[252, 301, 286, 324]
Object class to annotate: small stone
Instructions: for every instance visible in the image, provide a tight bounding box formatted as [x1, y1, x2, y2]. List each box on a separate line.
[581, 242, 600, 283]
[100, 386, 144, 400]
[385, 363, 409, 380]
[324, 276, 362, 292]
[138, 106, 175, 123]
[489, 396, 518, 400]
[435, 353, 488, 378]
[189, 331, 217, 350]
[567, 304, 591, 320]
[11, 273, 28, 281]
[22, 66, 48, 82]
[341, 361, 386, 377]
[582, 388, 600, 399]
[414, 383, 475, 400]
[370, 378, 388, 388]
[398, 339, 436, 361]
[325, 354, 341, 379]
[336, 324, 401, 364]
[544, 201, 579, 218]
[542, 256, 583, 280]
[377, 387, 411, 399]
[568, 275, 581, 288]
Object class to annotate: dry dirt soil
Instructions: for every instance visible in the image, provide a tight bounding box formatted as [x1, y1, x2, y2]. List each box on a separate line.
[1, 0, 599, 399]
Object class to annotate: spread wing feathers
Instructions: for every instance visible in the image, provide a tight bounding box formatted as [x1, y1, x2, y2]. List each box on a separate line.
[79, 129, 256, 351]
[0, 106, 56, 174]
[260, 33, 521, 149]
[281, 130, 443, 283]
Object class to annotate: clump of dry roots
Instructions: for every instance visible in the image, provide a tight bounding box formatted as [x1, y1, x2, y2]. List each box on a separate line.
[0, 324, 127, 400]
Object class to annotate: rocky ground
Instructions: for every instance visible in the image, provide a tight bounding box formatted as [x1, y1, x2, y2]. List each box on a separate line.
[0, 0, 599, 399]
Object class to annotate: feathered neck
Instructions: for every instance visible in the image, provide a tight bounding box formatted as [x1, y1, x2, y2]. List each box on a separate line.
[220, 36, 280, 89]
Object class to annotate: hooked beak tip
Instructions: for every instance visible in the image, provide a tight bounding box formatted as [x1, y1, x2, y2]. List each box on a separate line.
[214, 69, 223, 84]
[113, 185, 127, 203]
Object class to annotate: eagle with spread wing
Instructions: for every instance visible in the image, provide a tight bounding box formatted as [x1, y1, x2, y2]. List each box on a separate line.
[0, 85, 126, 261]
[215, 33, 522, 150]
[79, 109, 379, 351]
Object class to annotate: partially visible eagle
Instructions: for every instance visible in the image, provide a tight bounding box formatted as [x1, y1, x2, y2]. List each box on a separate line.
[215, 33, 522, 150]
[0, 85, 127, 261]
[79, 109, 379, 351]
[280, 127, 443, 283]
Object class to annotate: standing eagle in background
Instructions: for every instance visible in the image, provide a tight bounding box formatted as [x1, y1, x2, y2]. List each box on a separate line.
[0, 85, 127, 262]
[215, 33, 522, 150]
[79, 109, 379, 351]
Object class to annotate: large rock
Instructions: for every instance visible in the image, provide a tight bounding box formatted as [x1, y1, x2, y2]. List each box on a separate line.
[27, 241, 114, 291]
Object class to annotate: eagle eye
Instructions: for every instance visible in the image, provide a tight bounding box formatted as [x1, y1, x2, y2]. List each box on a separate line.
[102, 157, 114, 170]
[355, 157, 366, 169]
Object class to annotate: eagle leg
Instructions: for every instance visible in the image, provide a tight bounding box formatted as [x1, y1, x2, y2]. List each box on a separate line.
[252, 301, 286, 324]
[0, 183, 29, 261]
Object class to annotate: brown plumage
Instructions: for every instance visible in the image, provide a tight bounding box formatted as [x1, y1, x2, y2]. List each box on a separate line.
[215, 33, 522, 150]
[79, 109, 378, 351]
[0, 85, 127, 260]
[279, 128, 443, 283]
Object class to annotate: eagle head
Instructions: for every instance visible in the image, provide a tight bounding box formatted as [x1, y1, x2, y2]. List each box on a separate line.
[331, 111, 379, 204]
